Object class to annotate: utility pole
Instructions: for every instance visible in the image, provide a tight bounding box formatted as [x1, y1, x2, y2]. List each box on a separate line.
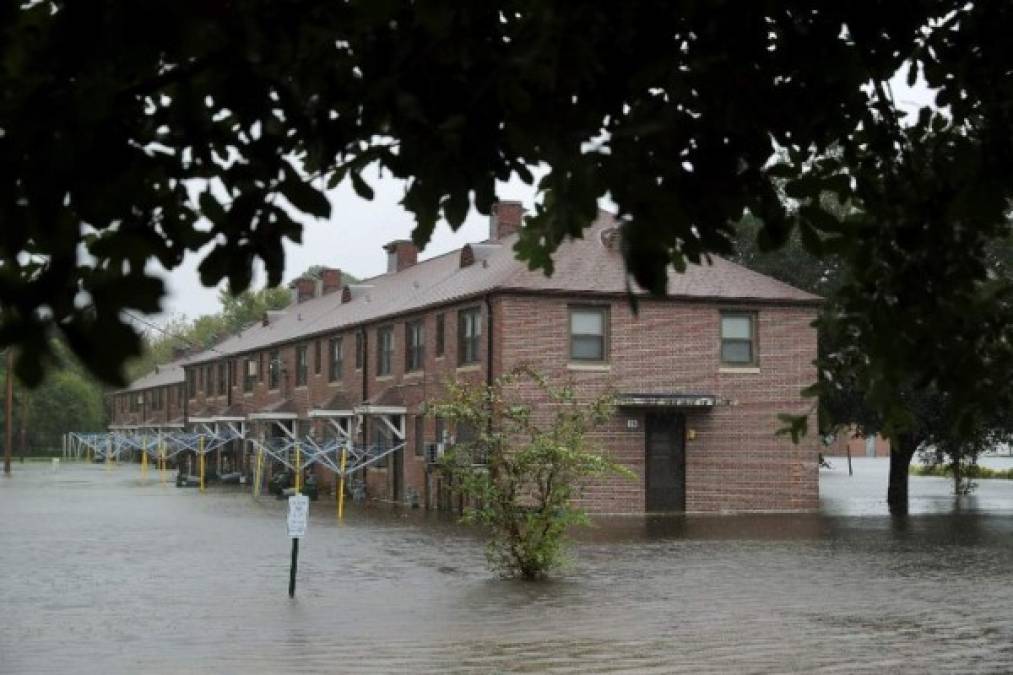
[4, 349, 13, 475]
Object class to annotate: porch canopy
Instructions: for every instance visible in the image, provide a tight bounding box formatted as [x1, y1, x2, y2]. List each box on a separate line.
[248, 398, 298, 422]
[615, 393, 717, 409]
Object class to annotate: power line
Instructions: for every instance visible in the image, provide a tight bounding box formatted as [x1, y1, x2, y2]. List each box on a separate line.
[121, 311, 229, 359]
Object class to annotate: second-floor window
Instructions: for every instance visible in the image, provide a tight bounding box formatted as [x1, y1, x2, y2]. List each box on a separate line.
[296, 344, 308, 386]
[187, 370, 196, 398]
[458, 307, 481, 365]
[269, 349, 280, 389]
[205, 366, 213, 396]
[244, 358, 256, 392]
[377, 326, 394, 376]
[435, 313, 445, 356]
[329, 336, 343, 382]
[569, 306, 608, 362]
[217, 363, 226, 396]
[406, 320, 424, 371]
[720, 312, 757, 365]
[314, 340, 322, 375]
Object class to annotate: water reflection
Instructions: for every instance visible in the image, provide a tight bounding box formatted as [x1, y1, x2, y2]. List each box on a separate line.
[0, 458, 1011, 674]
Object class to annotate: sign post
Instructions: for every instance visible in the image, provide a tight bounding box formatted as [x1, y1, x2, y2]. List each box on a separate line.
[287, 494, 309, 597]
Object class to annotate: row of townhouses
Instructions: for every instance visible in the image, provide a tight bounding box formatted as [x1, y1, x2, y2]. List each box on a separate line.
[107, 202, 820, 513]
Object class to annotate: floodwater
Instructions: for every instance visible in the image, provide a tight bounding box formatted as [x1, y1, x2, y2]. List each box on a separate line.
[2, 458, 1012, 674]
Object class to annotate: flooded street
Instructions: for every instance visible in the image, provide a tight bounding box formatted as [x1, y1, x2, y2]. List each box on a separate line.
[2, 459, 1013, 674]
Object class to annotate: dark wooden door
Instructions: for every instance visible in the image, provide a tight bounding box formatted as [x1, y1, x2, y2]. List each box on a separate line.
[645, 413, 686, 512]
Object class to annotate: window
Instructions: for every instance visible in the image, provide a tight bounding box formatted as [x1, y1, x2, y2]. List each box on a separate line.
[373, 425, 389, 468]
[329, 336, 343, 382]
[259, 353, 265, 382]
[435, 313, 445, 356]
[151, 388, 162, 410]
[569, 306, 608, 361]
[406, 320, 424, 371]
[296, 344, 308, 386]
[720, 312, 757, 365]
[187, 370, 196, 398]
[355, 332, 364, 369]
[414, 415, 425, 456]
[458, 307, 481, 365]
[314, 340, 322, 375]
[217, 363, 226, 395]
[435, 417, 446, 445]
[205, 366, 213, 395]
[269, 349, 280, 389]
[455, 421, 485, 464]
[377, 326, 393, 376]
[195, 367, 202, 394]
[244, 358, 256, 392]
[230, 360, 237, 388]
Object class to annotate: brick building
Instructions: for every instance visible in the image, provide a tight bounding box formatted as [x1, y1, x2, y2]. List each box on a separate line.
[108, 203, 820, 513]
[108, 356, 187, 433]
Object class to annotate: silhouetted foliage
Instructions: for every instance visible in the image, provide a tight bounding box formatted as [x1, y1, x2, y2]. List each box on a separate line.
[2, 4, 1013, 455]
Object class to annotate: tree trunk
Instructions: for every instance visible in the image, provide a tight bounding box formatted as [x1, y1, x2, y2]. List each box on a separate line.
[887, 433, 917, 515]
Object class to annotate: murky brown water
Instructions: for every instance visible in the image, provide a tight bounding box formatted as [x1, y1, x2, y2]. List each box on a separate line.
[2, 458, 1012, 674]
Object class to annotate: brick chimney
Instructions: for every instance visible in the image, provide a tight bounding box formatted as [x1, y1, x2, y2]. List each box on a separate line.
[489, 200, 524, 240]
[320, 267, 343, 295]
[289, 276, 317, 303]
[383, 240, 418, 273]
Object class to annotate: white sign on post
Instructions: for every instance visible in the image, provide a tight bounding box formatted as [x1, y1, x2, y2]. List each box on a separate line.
[287, 495, 309, 538]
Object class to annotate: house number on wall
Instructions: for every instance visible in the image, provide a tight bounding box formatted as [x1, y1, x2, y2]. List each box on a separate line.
[626, 418, 639, 430]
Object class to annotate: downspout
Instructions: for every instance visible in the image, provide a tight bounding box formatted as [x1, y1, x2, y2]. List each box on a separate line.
[361, 326, 369, 448]
[484, 294, 495, 475]
[484, 294, 494, 388]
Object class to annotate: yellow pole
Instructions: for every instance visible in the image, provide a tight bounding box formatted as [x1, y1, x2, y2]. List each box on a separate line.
[294, 442, 301, 494]
[337, 445, 347, 521]
[253, 447, 264, 497]
[141, 435, 148, 480]
[199, 434, 205, 493]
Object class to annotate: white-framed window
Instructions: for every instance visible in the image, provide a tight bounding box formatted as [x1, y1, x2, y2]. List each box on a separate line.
[720, 312, 757, 365]
[569, 306, 608, 361]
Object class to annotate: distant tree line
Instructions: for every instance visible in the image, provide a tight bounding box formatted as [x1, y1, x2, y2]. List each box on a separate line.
[0, 267, 359, 455]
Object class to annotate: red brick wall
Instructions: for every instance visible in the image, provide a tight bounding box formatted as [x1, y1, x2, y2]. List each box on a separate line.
[824, 429, 890, 458]
[496, 294, 819, 513]
[108, 382, 186, 428]
[165, 292, 817, 514]
[180, 298, 496, 502]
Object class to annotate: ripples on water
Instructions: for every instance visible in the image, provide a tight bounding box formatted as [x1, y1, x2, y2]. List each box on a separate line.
[1, 458, 1011, 674]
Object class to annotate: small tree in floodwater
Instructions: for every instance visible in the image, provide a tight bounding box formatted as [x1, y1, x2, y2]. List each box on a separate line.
[428, 368, 632, 580]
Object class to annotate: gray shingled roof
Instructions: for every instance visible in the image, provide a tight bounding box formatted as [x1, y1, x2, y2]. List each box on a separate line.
[117, 357, 190, 393]
[153, 210, 819, 370]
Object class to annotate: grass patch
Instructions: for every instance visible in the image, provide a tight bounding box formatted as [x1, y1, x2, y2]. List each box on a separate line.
[910, 464, 1013, 480]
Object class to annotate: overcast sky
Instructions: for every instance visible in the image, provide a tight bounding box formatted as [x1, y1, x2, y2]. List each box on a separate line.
[147, 72, 935, 326]
[149, 174, 541, 323]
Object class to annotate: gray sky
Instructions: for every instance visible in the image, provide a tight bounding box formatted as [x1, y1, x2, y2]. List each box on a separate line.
[150, 73, 936, 324]
[153, 175, 540, 322]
